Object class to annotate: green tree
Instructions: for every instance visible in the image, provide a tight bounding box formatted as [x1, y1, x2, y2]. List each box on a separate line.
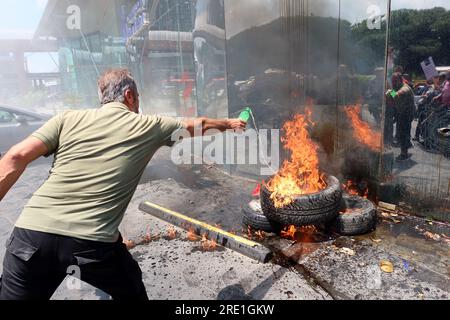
[352, 7, 450, 77]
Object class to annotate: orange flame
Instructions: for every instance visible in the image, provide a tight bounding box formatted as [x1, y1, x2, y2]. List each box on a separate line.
[255, 230, 265, 240]
[201, 233, 217, 251]
[280, 225, 318, 241]
[266, 107, 326, 208]
[124, 239, 136, 250]
[344, 105, 381, 151]
[167, 226, 177, 239]
[246, 226, 253, 239]
[187, 227, 198, 241]
[281, 225, 297, 240]
[342, 180, 369, 198]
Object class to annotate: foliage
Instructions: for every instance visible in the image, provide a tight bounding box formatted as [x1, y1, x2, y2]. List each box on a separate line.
[352, 7, 450, 77]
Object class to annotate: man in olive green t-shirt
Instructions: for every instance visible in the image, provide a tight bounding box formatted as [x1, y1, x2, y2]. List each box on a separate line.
[0, 69, 246, 300]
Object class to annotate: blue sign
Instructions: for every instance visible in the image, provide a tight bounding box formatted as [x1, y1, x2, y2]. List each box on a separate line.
[121, 0, 149, 39]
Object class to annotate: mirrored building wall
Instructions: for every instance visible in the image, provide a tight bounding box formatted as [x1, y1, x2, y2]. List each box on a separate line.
[223, 0, 388, 185]
[31, 0, 197, 116]
[4, 0, 448, 220]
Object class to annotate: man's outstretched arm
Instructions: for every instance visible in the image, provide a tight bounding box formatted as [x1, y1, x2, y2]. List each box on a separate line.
[182, 117, 246, 136]
[0, 137, 48, 201]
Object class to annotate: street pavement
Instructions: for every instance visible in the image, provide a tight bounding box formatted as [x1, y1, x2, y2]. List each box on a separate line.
[0, 150, 330, 300]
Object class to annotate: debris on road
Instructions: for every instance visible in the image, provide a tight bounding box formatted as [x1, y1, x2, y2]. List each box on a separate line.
[415, 225, 449, 244]
[339, 247, 356, 256]
[379, 260, 394, 273]
[423, 231, 441, 241]
[402, 259, 411, 272]
[378, 201, 397, 211]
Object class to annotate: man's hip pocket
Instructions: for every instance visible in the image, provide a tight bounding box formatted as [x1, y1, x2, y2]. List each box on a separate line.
[5, 235, 38, 262]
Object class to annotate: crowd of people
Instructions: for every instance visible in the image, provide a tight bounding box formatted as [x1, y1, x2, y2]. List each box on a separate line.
[368, 67, 450, 161]
[414, 72, 450, 145]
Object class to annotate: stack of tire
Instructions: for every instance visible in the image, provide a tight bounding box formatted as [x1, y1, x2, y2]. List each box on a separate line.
[242, 175, 377, 236]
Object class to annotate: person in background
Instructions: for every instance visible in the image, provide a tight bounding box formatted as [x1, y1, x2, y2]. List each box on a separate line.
[413, 75, 442, 142]
[387, 72, 415, 161]
[403, 74, 413, 89]
[433, 71, 450, 108]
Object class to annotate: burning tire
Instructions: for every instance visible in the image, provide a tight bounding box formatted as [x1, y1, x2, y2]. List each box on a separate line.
[329, 194, 377, 235]
[242, 201, 281, 233]
[260, 175, 342, 226]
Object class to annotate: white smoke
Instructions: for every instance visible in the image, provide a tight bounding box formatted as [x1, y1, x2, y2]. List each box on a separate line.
[225, 0, 279, 38]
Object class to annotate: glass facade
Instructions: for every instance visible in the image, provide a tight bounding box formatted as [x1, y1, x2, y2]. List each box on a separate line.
[384, 1, 450, 220]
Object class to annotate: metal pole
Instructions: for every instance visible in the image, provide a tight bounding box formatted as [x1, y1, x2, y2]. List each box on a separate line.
[379, 0, 392, 181]
[176, 0, 185, 115]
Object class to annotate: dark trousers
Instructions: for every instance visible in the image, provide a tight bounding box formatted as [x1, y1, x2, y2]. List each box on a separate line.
[397, 117, 413, 155]
[384, 108, 396, 146]
[0, 227, 148, 300]
[414, 104, 427, 139]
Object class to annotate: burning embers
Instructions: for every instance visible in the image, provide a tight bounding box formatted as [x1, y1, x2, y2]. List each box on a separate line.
[187, 227, 198, 241]
[139, 225, 219, 251]
[266, 108, 326, 208]
[344, 105, 381, 151]
[280, 225, 297, 240]
[280, 225, 318, 241]
[342, 180, 369, 198]
[200, 233, 218, 251]
[245, 226, 266, 241]
[167, 226, 177, 240]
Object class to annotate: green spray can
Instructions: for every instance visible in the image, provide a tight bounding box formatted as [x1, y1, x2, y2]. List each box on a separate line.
[389, 90, 397, 98]
[238, 107, 251, 122]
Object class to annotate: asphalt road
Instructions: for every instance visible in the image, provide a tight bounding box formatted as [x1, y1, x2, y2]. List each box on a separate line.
[0, 150, 330, 300]
[0, 148, 448, 300]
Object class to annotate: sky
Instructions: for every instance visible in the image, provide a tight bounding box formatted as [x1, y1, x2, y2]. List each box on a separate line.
[0, 0, 55, 73]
